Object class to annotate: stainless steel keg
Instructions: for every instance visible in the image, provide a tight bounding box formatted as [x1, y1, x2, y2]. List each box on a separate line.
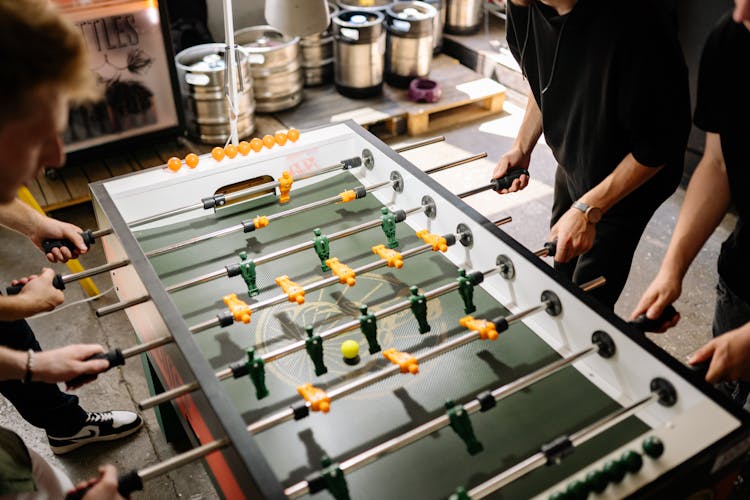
[333, 10, 386, 98]
[337, 0, 392, 13]
[444, 0, 483, 35]
[385, 2, 436, 88]
[235, 26, 304, 113]
[300, 3, 339, 86]
[175, 43, 255, 145]
[418, 0, 445, 54]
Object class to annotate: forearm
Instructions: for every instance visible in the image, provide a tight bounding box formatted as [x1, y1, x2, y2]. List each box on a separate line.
[0, 296, 34, 322]
[660, 135, 730, 280]
[579, 153, 662, 214]
[0, 346, 27, 381]
[0, 198, 44, 236]
[514, 92, 543, 155]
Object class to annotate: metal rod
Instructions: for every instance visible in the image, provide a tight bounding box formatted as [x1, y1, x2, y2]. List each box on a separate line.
[284, 345, 601, 499]
[393, 136, 445, 153]
[96, 294, 151, 317]
[128, 202, 204, 228]
[139, 381, 201, 410]
[457, 182, 495, 199]
[424, 153, 488, 175]
[127, 204, 428, 305]
[580, 276, 606, 292]
[145, 181, 393, 258]
[62, 259, 130, 284]
[467, 393, 657, 498]
[121, 336, 174, 358]
[187, 239, 442, 335]
[91, 228, 113, 239]
[494, 216, 512, 227]
[534, 246, 551, 257]
[138, 437, 231, 482]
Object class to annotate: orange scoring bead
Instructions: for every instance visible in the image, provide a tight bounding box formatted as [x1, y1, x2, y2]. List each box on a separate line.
[274, 131, 288, 146]
[250, 138, 264, 152]
[416, 229, 448, 252]
[372, 244, 404, 269]
[383, 348, 419, 374]
[184, 153, 199, 169]
[211, 147, 226, 161]
[277, 171, 293, 204]
[459, 315, 499, 341]
[262, 134, 276, 149]
[275, 275, 305, 304]
[287, 128, 300, 142]
[325, 257, 356, 286]
[223, 293, 252, 324]
[167, 156, 182, 172]
[224, 144, 238, 159]
[238, 141, 251, 156]
[297, 383, 330, 413]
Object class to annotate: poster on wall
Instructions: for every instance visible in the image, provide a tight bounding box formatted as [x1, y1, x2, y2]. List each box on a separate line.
[54, 0, 183, 155]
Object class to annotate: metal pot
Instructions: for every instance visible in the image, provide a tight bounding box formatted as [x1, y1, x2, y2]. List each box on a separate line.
[175, 43, 255, 145]
[385, 2, 436, 88]
[417, 0, 445, 54]
[300, 3, 339, 86]
[333, 10, 386, 98]
[444, 0, 483, 35]
[235, 26, 304, 113]
[337, 0, 393, 13]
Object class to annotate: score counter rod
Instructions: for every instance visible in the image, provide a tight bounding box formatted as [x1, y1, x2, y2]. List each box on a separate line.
[127, 137, 445, 229]
[466, 392, 662, 498]
[145, 180, 394, 258]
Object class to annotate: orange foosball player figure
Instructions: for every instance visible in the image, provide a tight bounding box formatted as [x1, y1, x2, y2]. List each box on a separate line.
[326, 257, 356, 286]
[372, 244, 404, 269]
[297, 383, 330, 413]
[416, 229, 448, 252]
[223, 293, 252, 324]
[459, 316, 499, 341]
[278, 171, 293, 204]
[383, 348, 419, 374]
[253, 215, 269, 230]
[275, 275, 305, 304]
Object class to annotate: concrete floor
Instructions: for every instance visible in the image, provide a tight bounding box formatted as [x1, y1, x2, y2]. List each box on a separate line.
[0, 31, 733, 500]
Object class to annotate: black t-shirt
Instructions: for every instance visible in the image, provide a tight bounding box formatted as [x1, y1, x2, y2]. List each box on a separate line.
[506, 0, 690, 214]
[694, 14, 750, 302]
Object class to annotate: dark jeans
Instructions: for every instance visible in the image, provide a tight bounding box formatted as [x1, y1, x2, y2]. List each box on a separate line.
[551, 168, 657, 309]
[0, 320, 86, 435]
[713, 277, 750, 412]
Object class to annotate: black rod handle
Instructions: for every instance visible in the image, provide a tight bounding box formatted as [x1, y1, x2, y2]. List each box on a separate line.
[6, 273, 65, 295]
[65, 469, 143, 500]
[491, 168, 529, 191]
[630, 304, 679, 333]
[42, 229, 96, 254]
[66, 349, 125, 389]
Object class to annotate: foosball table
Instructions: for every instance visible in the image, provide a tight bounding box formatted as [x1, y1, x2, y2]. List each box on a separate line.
[85, 121, 750, 499]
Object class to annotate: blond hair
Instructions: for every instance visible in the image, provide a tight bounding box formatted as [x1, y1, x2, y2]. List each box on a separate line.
[0, 0, 98, 123]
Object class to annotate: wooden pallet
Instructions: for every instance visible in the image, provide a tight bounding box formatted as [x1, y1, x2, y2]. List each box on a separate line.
[274, 54, 507, 138]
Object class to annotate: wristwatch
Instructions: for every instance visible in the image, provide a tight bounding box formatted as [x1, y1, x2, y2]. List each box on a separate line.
[573, 201, 602, 224]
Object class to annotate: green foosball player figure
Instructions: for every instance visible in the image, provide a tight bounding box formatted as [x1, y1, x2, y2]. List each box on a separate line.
[313, 228, 330, 272]
[380, 207, 399, 249]
[409, 286, 430, 334]
[457, 268, 476, 314]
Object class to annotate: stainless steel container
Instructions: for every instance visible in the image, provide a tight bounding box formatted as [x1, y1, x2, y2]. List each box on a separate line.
[337, 0, 393, 13]
[300, 3, 339, 86]
[175, 43, 255, 145]
[235, 26, 304, 113]
[444, 0, 483, 35]
[418, 0, 445, 54]
[333, 10, 386, 98]
[385, 2, 436, 88]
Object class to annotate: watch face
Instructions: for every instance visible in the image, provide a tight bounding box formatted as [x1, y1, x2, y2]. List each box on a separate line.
[586, 207, 602, 224]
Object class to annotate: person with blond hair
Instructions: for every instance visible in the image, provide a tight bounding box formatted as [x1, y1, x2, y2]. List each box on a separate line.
[0, 0, 143, 497]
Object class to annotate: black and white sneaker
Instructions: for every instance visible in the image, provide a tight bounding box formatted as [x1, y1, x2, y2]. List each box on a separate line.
[47, 411, 143, 455]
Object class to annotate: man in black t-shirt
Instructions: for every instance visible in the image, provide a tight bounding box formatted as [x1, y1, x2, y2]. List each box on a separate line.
[493, 0, 690, 308]
[632, 1, 750, 392]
